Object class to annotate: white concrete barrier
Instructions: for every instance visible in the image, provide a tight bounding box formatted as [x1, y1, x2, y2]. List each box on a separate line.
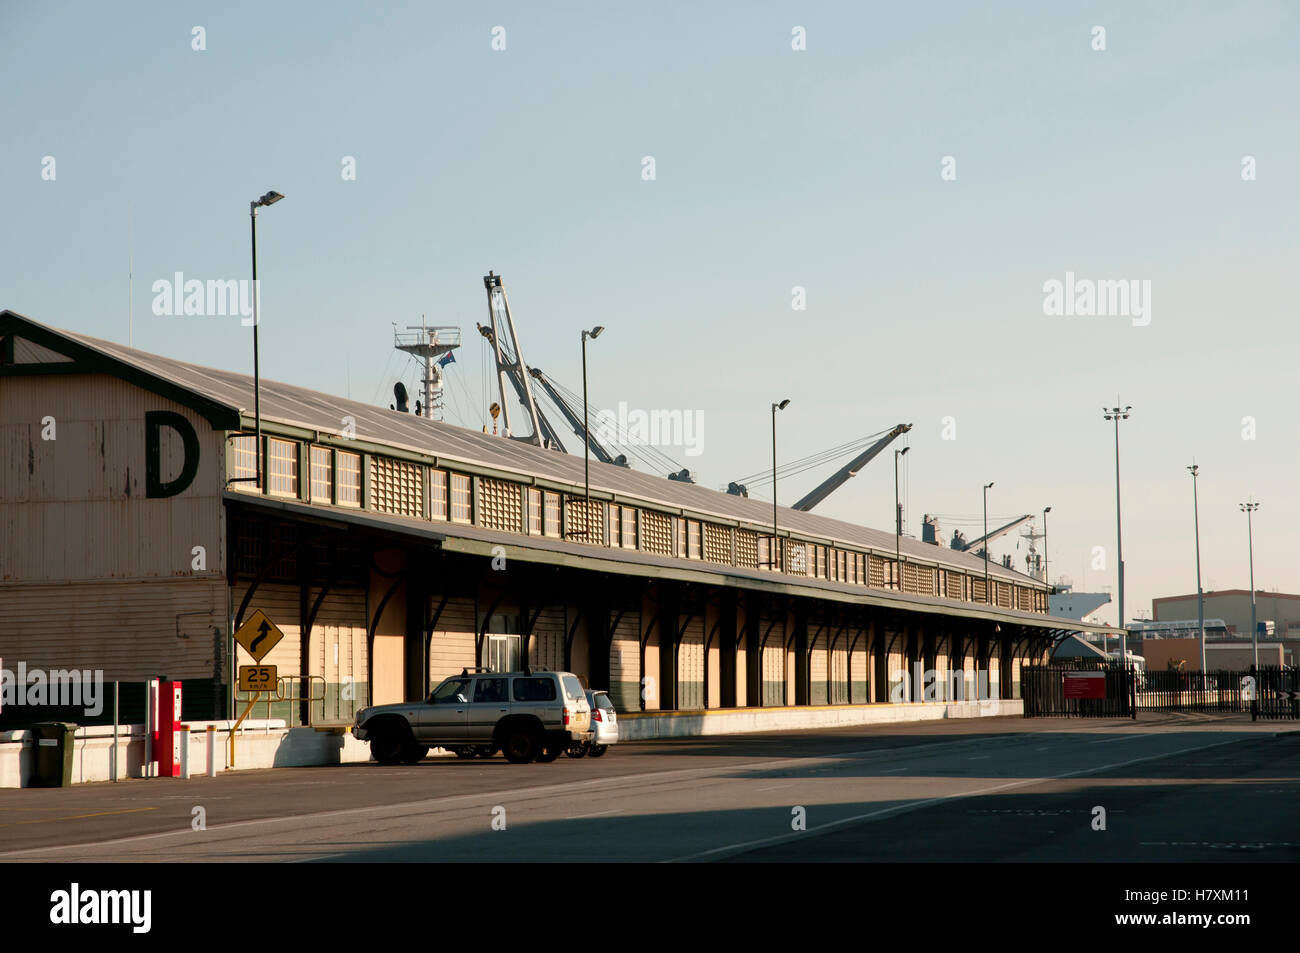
[616, 699, 1023, 741]
[0, 721, 377, 788]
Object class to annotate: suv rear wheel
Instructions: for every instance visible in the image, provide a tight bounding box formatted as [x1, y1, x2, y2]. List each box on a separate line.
[500, 727, 540, 764]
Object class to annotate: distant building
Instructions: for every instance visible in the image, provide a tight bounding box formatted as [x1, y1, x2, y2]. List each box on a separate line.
[1152, 590, 1300, 640]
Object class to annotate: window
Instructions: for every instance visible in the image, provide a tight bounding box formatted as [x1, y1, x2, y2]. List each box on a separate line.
[430, 469, 448, 520]
[610, 504, 622, 547]
[450, 473, 471, 523]
[543, 491, 560, 537]
[527, 487, 542, 534]
[621, 506, 637, 549]
[483, 636, 520, 674]
[837, 550, 847, 581]
[309, 446, 332, 502]
[229, 435, 257, 482]
[337, 451, 361, 507]
[856, 553, 866, 585]
[674, 518, 686, 557]
[561, 674, 586, 701]
[431, 678, 470, 703]
[472, 676, 509, 702]
[687, 520, 701, 559]
[513, 677, 557, 702]
[267, 438, 299, 498]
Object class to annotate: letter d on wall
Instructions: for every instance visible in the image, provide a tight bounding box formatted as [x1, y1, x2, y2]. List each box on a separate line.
[146, 410, 200, 498]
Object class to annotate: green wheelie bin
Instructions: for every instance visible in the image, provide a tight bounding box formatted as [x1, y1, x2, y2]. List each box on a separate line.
[29, 722, 77, 787]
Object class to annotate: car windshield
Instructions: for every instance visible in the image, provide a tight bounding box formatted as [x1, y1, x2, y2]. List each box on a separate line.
[430, 678, 470, 703]
[593, 692, 613, 710]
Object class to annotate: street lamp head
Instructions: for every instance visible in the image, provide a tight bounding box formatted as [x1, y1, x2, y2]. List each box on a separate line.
[255, 191, 285, 207]
[898, 446, 910, 457]
[984, 481, 994, 490]
[1188, 464, 1198, 476]
[584, 325, 604, 340]
[774, 399, 790, 411]
[1044, 506, 1052, 514]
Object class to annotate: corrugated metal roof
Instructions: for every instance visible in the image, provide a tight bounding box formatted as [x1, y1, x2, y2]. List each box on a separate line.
[7, 310, 1042, 586]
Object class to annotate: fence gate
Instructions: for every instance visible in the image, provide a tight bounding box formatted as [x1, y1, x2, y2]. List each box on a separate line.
[1251, 666, 1300, 721]
[1022, 663, 1135, 718]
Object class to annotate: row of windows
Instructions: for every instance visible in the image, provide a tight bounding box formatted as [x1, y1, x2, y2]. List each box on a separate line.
[227, 433, 1049, 612]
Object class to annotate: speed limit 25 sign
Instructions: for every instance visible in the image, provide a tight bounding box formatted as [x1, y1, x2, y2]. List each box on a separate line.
[238, 664, 277, 692]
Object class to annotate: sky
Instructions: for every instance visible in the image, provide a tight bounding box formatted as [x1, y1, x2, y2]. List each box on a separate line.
[3, 1, 1297, 625]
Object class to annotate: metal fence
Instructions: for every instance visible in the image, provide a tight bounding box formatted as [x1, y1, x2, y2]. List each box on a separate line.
[1023, 662, 1298, 720]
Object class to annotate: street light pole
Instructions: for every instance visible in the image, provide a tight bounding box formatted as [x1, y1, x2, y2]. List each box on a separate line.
[580, 326, 604, 540]
[1103, 404, 1131, 660]
[771, 399, 790, 570]
[1241, 501, 1260, 668]
[1042, 506, 1052, 586]
[894, 447, 909, 589]
[1189, 464, 1205, 673]
[248, 190, 284, 491]
[983, 481, 994, 604]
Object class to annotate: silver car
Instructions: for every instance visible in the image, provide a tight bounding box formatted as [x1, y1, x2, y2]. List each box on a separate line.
[565, 689, 618, 758]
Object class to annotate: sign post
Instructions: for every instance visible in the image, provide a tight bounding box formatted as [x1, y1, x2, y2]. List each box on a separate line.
[230, 611, 286, 767]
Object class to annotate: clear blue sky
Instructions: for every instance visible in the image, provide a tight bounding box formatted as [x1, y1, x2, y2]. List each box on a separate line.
[4, 1, 1297, 625]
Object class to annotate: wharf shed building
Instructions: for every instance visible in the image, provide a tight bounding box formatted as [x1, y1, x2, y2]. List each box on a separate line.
[0, 311, 1115, 725]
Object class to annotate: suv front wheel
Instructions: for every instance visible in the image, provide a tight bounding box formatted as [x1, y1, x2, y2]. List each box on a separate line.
[369, 721, 408, 766]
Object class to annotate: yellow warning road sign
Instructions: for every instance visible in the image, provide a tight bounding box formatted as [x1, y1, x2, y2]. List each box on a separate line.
[238, 664, 278, 693]
[234, 609, 284, 663]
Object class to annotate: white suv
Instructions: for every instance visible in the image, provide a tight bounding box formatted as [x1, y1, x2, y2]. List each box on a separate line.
[353, 669, 592, 765]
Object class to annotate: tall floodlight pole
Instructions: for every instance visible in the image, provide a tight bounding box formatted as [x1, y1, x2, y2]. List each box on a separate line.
[983, 482, 994, 604]
[1042, 506, 1052, 585]
[771, 399, 790, 570]
[894, 447, 910, 589]
[249, 191, 284, 489]
[1188, 464, 1206, 673]
[1103, 404, 1131, 661]
[580, 326, 604, 539]
[1241, 501, 1260, 668]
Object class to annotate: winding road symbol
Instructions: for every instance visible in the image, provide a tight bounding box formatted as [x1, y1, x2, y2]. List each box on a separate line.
[234, 610, 284, 663]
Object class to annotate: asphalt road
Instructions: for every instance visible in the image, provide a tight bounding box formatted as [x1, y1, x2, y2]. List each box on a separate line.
[1, 714, 1296, 862]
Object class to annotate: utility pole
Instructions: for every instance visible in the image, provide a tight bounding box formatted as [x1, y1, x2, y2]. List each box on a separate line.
[771, 399, 790, 570]
[895, 447, 910, 589]
[1189, 464, 1205, 673]
[1103, 404, 1131, 661]
[1241, 501, 1260, 668]
[983, 482, 994, 604]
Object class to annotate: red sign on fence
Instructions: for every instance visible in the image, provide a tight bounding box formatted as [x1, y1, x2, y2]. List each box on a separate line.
[1063, 671, 1106, 700]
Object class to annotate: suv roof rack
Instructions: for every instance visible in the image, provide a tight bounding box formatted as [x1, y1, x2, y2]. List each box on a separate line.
[459, 666, 493, 677]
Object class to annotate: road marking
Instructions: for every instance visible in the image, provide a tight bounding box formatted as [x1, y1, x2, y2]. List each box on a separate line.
[662, 736, 1245, 863]
[754, 784, 789, 792]
[968, 755, 990, 760]
[0, 807, 157, 829]
[565, 808, 624, 820]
